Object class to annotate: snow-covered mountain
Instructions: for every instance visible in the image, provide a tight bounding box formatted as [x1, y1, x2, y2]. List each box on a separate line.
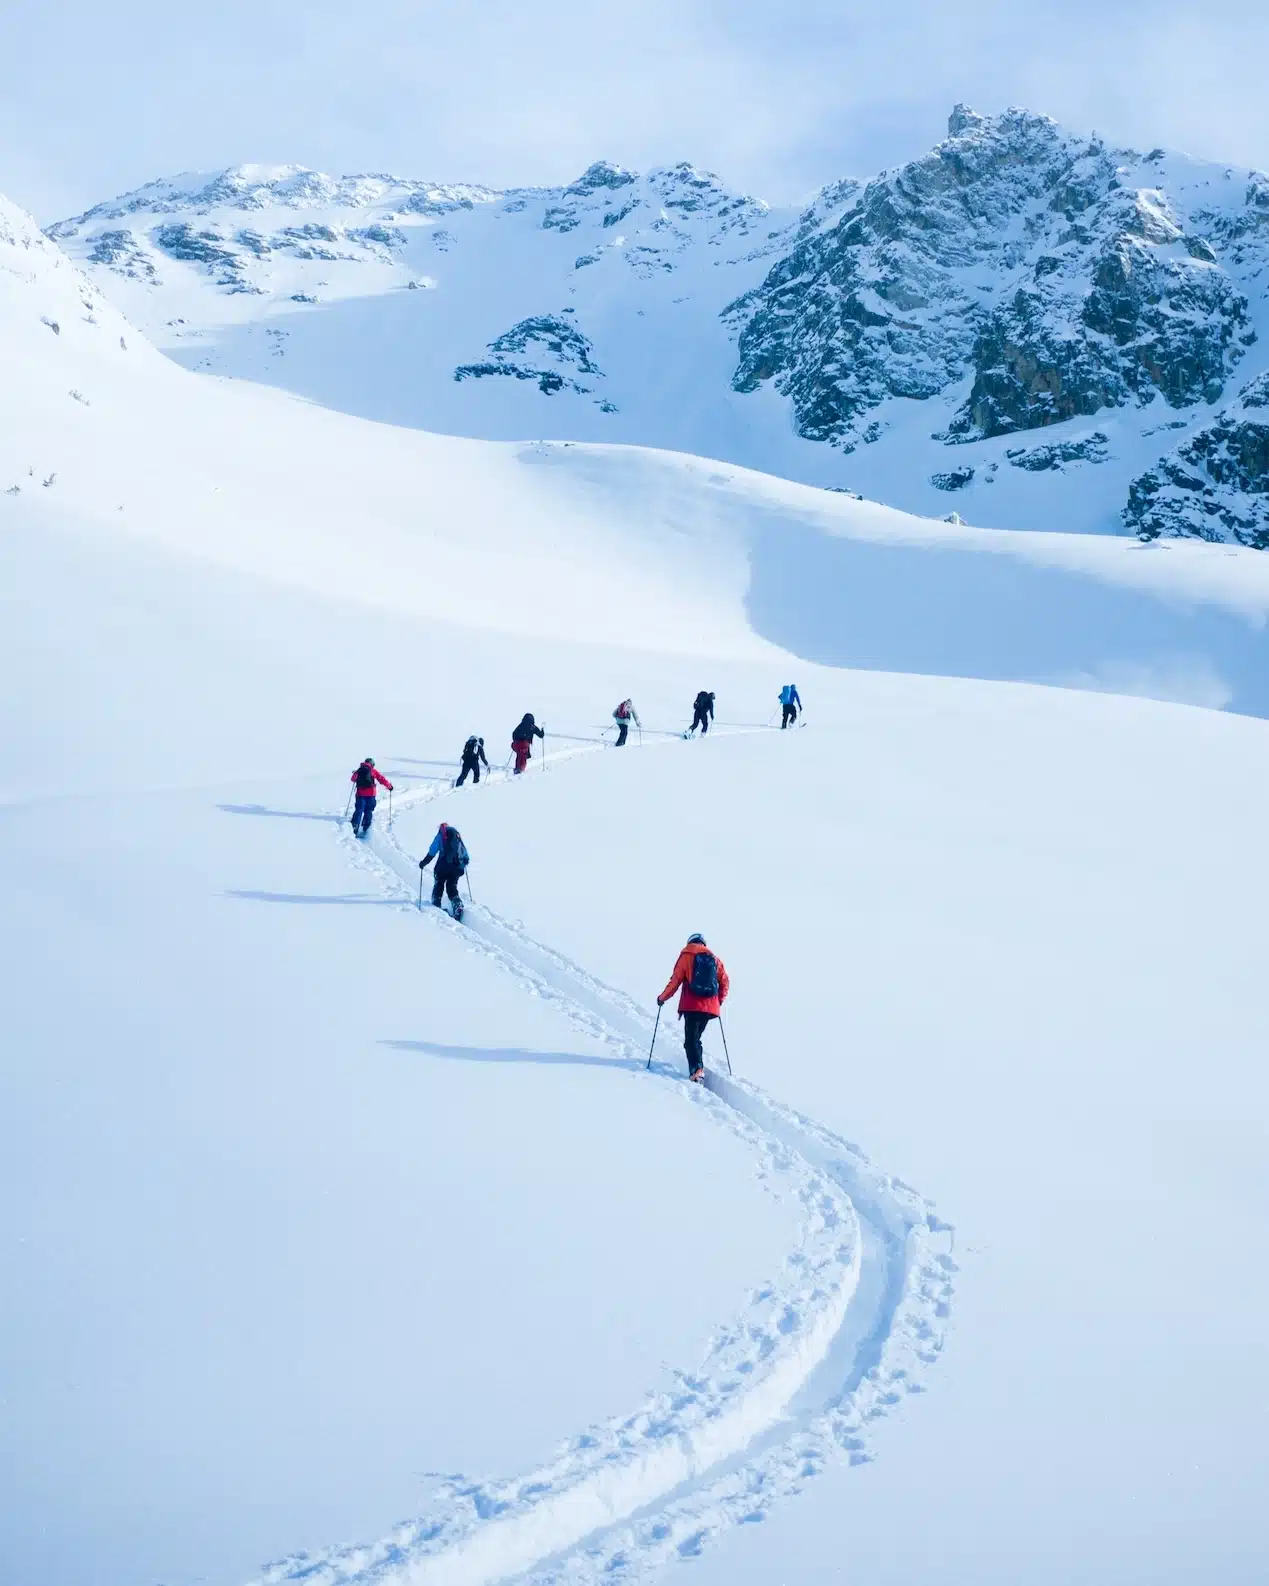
[49, 108, 1269, 546]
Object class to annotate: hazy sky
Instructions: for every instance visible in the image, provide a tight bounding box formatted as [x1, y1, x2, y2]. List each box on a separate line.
[3, 0, 1268, 221]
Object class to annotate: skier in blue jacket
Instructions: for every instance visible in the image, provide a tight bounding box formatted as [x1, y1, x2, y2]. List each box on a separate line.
[779, 684, 802, 729]
[419, 822, 470, 919]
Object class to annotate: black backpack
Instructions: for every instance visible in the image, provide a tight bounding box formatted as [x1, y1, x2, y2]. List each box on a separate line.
[463, 736, 478, 758]
[441, 825, 468, 869]
[689, 950, 719, 998]
[355, 762, 375, 792]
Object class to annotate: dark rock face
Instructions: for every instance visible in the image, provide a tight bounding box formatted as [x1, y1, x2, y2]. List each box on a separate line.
[454, 315, 608, 400]
[1124, 374, 1269, 547]
[930, 467, 974, 491]
[731, 107, 1256, 450]
[1006, 432, 1109, 470]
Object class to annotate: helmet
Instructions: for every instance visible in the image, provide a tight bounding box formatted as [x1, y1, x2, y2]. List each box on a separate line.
[364, 757, 375, 766]
[687, 932, 706, 945]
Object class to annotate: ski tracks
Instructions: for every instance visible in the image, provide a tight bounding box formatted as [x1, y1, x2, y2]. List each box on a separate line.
[254, 755, 954, 1586]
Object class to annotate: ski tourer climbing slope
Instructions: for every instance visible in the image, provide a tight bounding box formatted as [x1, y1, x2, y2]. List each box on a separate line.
[688, 691, 715, 737]
[657, 933, 729, 1082]
[350, 757, 393, 836]
[456, 735, 489, 787]
[511, 713, 544, 775]
[779, 684, 802, 729]
[418, 822, 470, 919]
[612, 699, 640, 748]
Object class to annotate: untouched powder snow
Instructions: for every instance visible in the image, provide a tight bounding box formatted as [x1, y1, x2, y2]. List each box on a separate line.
[2, 187, 1269, 1586]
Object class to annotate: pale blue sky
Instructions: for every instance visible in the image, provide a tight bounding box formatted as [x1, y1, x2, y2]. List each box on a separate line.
[3, 0, 1267, 221]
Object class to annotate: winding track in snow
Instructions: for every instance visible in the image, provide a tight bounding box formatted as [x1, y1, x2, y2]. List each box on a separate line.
[253, 731, 954, 1586]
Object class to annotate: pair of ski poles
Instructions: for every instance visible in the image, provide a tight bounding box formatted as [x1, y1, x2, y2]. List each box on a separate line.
[646, 1004, 732, 1076]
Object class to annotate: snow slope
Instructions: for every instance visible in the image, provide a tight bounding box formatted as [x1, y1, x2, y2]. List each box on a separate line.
[3, 188, 1269, 1586]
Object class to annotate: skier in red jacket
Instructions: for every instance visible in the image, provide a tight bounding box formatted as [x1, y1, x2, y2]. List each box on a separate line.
[350, 757, 393, 836]
[657, 933, 729, 1081]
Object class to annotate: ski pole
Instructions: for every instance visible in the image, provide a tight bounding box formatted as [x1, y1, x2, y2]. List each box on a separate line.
[646, 1004, 662, 1070]
[417, 866, 424, 911]
[542, 728, 547, 772]
[718, 1016, 733, 1076]
[465, 871, 473, 903]
[343, 788, 353, 820]
[388, 786, 393, 824]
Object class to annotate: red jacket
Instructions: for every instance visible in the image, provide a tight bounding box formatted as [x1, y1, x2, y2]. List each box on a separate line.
[351, 764, 393, 797]
[659, 942, 729, 1016]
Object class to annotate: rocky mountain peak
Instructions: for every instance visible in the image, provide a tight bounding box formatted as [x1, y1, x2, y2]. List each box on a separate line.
[731, 105, 1261, 457]
[947, 103, 986, 139]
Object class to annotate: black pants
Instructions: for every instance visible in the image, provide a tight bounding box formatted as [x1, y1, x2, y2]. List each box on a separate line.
[432, 863, 463, 909]
[691, 708, 710, 735]
[351, 794, 376, 833]
[781, 704, 797, 728]
[456, 757, 482, 785]
[682, 1010, 715, 1076]
[615, 721, 629, 746]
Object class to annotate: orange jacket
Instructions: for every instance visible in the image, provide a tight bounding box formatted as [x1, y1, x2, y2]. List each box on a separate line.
[659, 942, 729, 1016]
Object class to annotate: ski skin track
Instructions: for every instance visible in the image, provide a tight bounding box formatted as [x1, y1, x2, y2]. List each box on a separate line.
[252, 729, 953, 1586]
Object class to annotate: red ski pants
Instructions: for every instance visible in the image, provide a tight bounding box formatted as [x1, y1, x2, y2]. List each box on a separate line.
[512, 739, 532, 774]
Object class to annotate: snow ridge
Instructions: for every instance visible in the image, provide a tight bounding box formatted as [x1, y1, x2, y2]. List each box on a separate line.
[251, 741, 951, 1586]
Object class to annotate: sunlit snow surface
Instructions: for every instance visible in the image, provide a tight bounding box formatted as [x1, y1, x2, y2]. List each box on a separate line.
[2, 188, 1269, 1586]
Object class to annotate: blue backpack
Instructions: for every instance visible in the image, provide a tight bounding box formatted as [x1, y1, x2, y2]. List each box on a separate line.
[780, 685, 794, 706]
[689, 950, 719, 998]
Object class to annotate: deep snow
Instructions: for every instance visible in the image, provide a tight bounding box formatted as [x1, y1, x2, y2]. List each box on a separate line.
[3, 185, 1269, 1586]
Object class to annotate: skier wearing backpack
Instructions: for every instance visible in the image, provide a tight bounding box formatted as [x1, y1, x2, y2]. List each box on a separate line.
[612, 698, 640, 747]
[511, 712, 544, 774]
[779, 684, 802, 729]
[418, 822, 470, 919]
[456, 735, 489, 786]
[657, 933, 729, 1082]
[688, 690, 715, 737]
[349, 757, 393, 836]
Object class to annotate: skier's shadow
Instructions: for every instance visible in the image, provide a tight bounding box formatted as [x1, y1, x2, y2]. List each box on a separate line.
[383, 1039, 639, 1072]
[219, 803, 340, 823]
[226, 889, 397, 905]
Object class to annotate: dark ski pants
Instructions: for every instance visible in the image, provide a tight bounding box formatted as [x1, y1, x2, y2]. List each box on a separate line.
[691, 708, 710, 735]
[456, 758, 482, 786]
[432, 863, 463, 910]
[682, 1010, 715, 1077]
[615, 721, 629, 747]
[351, 794, 376, 833]
[781, 704, 798, 729]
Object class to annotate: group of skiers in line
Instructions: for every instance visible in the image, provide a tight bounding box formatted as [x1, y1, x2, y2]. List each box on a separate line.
[346, 682, 799, 1077]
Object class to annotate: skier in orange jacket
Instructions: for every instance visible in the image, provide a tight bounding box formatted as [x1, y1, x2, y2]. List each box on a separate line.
[657, 933, 729, 1081]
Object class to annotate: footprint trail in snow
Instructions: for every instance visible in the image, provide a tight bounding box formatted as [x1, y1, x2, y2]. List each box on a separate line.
[253, 744, 954, 1586]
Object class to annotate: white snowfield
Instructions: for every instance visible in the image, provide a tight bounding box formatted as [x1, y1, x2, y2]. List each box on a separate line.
[3, 187, 1269, 1586]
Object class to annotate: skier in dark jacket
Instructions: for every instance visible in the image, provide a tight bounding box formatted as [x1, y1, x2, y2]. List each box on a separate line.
[779, 684, 802, 729]
[511, 713, 544, 774]
[688, 691, 715, 736]
[456, 735, 489, 786]
[657, 933, 730, 1081]
[350, 757, 393, 836]
[419, 822, 470, 918]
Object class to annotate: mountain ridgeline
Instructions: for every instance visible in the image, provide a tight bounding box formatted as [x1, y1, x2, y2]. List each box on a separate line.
[50, 108, 1269, 548]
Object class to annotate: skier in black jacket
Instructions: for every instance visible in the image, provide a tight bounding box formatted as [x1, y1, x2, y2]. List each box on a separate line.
[456, 735, 489, 786]
[688, 690, 715, 736]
